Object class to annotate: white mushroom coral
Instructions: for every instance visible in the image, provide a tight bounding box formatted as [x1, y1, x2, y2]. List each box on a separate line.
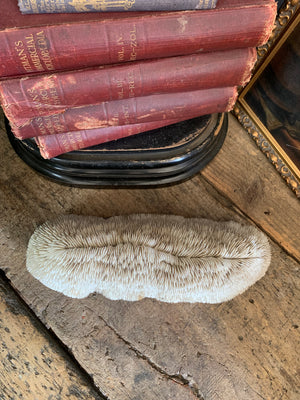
[26, 214, 271, 303]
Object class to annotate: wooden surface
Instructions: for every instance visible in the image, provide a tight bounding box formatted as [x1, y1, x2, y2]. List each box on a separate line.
[0, 272, 106, 400]
[0, 112, 299, 400]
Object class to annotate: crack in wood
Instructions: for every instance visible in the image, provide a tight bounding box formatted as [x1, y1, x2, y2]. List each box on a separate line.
[247, 385, 267, 400]
[0, 272, 109, 400]
[98, 314, 205, 400]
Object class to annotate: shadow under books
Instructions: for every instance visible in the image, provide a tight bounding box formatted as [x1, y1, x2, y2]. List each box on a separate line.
[5, 113, 228, 188]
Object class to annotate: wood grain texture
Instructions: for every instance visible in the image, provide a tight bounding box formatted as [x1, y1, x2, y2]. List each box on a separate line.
[202, 115, 300, 262]
[0, 274, 106, 400]
[0, 111, 299, 400]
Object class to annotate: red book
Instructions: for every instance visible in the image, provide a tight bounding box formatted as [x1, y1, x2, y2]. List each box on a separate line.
[0, 48, 256, 120]
[0, 0, 276, 78]
[36, 118, 187, 159]
[10, 86, 238, 139]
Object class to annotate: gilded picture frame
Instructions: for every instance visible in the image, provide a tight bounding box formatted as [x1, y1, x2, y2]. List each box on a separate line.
[233, 0, 300, 197]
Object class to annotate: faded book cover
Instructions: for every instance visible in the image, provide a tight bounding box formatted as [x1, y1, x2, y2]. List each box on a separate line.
[18, 0, 218, 14]
[10, 86, 238, 139]
[0, 0, 277, 78]
[36, 119, 185, 158]
[0, 48, 256, 120]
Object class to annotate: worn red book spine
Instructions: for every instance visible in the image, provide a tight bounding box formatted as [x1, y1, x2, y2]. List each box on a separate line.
[18, 0, 218, 13]
[10, 86, 238, 139]
[36, 118, 186, 159]
[0, 48, 256, 120]
[0, 0, 277, 78]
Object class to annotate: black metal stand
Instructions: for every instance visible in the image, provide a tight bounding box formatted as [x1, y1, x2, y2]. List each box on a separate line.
[5, 113, 228, 188]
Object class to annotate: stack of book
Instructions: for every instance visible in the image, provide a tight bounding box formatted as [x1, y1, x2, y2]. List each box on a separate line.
[0, 0, 276, 160]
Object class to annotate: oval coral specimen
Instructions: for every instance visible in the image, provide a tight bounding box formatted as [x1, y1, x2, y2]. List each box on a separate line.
[26, 214, 271, 303]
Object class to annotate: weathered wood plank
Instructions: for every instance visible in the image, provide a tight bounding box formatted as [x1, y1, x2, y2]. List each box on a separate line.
[0, 112, 299, 400]
[201, 115, 300, 261]
[0, 274, 106, 400]
[38, 242, 299, 400]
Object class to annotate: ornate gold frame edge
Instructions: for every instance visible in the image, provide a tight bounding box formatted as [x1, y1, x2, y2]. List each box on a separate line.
[255, 0, 300, 70]
[233, 104, 300, 198]
[234, 1, 300, 198]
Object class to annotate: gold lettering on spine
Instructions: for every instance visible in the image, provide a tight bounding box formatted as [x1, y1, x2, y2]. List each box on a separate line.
[35, 117, 48, 136]
[15, 41, 33, 73]
[26, 76, 61, 116]
[73, 131, 85, 151]
[50, 114, 65, 134]
[116, 79, 124, 100]
[117, 35, 125, 61]
[36, 31, 55, 71]
[129, 25, 137, 61]
[127, 70, 136, 98]
[116, 24, 137, 62]
[68, 0, 136, 12]
[37, 114, 65, 135]
[66, 130, 81, 151]
[122, 105, 131, 125]
[111, 113, 119, 125]
[61, 133, 71, 152]
[25, 34, 44, 71]
[26, 0, 67, 13]
[197, 0, 211, 9]
[44, 0, 67, 13]
[15, 30, 55, 74]
[26, 0, 39, 13]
